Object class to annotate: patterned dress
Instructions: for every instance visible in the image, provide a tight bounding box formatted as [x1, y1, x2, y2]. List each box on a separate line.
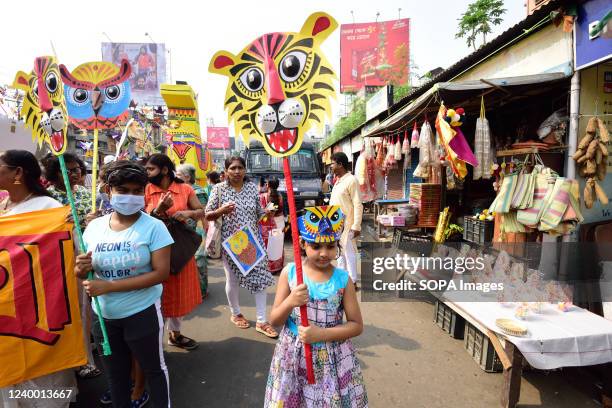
[206, 181, 274, 293]
[265, 264, 368, 408]
[47, 184, 92, 229]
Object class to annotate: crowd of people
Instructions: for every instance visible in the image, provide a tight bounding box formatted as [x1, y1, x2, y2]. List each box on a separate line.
[0, 149, 368, 408]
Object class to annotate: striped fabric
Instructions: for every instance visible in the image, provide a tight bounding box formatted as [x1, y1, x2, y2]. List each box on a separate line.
[510, 170, 535, 209]
[539, 178, 571, 231]
[516, 167, 553, 227]
[501, 211, 528, 233]
[489, 173, 517, 214]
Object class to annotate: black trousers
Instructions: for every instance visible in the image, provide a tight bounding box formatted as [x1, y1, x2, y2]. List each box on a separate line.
[93, 302, 170, 408]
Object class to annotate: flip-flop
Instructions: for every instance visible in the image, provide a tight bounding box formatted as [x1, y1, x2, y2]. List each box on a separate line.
[256, 322, 279, 338]
[230, 314, 250, 329]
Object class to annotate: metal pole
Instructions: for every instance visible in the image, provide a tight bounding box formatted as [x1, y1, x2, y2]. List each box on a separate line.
[566, 71, 580, 180]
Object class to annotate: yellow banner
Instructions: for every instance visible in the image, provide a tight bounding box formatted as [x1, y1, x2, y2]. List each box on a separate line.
[0, 206, 86, 387]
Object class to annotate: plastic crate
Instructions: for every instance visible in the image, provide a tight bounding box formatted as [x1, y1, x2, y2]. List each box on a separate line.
[464, 321, 503, 372]
[463, 217, 494, 244]
[393, 231, 433, 252]
[433, 301, 465, 339]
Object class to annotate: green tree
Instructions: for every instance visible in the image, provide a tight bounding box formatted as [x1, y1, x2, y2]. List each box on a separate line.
[456, 0, 506, 51]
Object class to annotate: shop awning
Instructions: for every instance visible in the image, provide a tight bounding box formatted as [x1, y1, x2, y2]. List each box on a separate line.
[362, 72, 569, 137]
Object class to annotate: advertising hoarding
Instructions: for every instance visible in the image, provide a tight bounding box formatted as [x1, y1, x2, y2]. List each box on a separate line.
[340, 19, 410, 92]
[101, 42, 167, 105]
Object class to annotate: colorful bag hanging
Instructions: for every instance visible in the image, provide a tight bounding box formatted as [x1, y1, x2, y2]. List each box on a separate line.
[411, 122, 420, 148]
[510, 158, 536, 209]
[402, 130, 410, 153]
[539, 177, 572, 232]
[516, 166, 556, 227]
[501, 211, 529, 233]
[489, 172, 518, 214]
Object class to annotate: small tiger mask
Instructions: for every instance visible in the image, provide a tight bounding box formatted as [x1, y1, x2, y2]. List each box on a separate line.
[13, 56, 68, 155]
[209, 12, 337, 157]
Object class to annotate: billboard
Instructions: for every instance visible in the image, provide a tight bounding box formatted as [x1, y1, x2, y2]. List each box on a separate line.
[206, 126, 230, 149]
[574, 0, 612, 70]
[340, 19, 410, 93]
[101, 42, 166, 105]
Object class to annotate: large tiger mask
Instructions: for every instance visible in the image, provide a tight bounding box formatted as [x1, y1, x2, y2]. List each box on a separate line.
[13, 56, 68, 155]
[209, 12, 337, 157]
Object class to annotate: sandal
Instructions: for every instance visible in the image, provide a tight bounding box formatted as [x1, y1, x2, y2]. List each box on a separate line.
[77, 363, 102, 379]
[230, 314, 250, 329]
[256, 322, 279, 338]
[168, 333, 198, 350]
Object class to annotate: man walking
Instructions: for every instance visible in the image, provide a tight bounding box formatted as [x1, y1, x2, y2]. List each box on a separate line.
[329, 152, 363, 286]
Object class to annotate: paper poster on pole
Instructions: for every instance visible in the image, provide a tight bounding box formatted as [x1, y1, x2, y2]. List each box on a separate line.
[222, 225, 266, 276]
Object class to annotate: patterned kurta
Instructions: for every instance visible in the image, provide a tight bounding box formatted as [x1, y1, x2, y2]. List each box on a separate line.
[265, 264, 368, 407]
[47, 184, 92, 230]
[206, 181, 274, 293]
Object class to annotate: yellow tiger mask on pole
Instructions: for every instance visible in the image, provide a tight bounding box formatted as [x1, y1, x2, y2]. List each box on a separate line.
[13, 56, 68, 155]
[208, 12, 337, 158]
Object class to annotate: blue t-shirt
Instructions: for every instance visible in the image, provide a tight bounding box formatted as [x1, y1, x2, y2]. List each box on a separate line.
[83, 212, 174, 319]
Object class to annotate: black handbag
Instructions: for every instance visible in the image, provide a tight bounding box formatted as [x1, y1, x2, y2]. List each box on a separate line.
[164, 218, 202, 275]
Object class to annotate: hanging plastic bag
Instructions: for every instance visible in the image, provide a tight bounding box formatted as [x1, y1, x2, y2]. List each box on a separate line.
[266, 228, 284, 261]
[474, 97, 494, 180]
[394, 136, 402, 160]
[355, 150, 367, 186]
[411, 122, 420, 148]
[206, 219, 222, 259]
[402, 130, 410, 153]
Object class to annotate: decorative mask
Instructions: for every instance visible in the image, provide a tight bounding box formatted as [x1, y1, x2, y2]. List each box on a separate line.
[209, 12, 337, 157]
[13, 56, 68, 155]
[298, 205, 344, 243]
[59, 60, 132, 129]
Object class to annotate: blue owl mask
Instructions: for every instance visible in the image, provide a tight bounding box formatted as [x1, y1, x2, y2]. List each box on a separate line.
[59, 60, 132, 129]
[298, 206, 344, 243]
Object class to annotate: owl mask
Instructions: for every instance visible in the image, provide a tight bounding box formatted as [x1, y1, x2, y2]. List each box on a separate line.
[59, 60, 132, 129]
[298, 206, 344, 243]
[209, 12, 337, 157]
[13, 56, 68, 155]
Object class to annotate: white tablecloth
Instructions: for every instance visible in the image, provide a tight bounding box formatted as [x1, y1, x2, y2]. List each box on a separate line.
[446, 301, 612, 370]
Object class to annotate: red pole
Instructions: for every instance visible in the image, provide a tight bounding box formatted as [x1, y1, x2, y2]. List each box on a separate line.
[283, 157, 315, 384]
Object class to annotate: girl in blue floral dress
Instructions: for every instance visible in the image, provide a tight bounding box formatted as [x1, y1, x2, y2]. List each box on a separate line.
[265, 206, 368, 408]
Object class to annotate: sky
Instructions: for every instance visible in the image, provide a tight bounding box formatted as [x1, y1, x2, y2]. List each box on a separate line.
[0, 0, 526, 136]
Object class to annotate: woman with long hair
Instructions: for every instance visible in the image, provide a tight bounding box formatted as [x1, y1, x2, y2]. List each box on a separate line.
[205, 156, 278, 338]
[0, 150, 76, 407]
[144, 153, 204, 350]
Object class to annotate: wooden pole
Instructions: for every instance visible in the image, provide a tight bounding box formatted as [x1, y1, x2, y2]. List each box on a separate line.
[91, 128, 99, 212]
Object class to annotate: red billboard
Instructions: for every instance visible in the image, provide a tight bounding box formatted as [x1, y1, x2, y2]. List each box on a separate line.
[206, 127, 230, 149]
[340, 19, 410, 93]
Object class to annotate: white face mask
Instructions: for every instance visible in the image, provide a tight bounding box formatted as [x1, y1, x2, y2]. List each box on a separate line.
[110, 194, 145, 215]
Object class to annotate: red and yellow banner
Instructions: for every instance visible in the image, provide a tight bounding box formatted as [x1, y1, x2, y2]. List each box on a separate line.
[0, 206, 86, 387]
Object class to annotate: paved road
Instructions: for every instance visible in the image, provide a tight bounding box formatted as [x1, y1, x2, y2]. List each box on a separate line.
[75, 243, 598, 407]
